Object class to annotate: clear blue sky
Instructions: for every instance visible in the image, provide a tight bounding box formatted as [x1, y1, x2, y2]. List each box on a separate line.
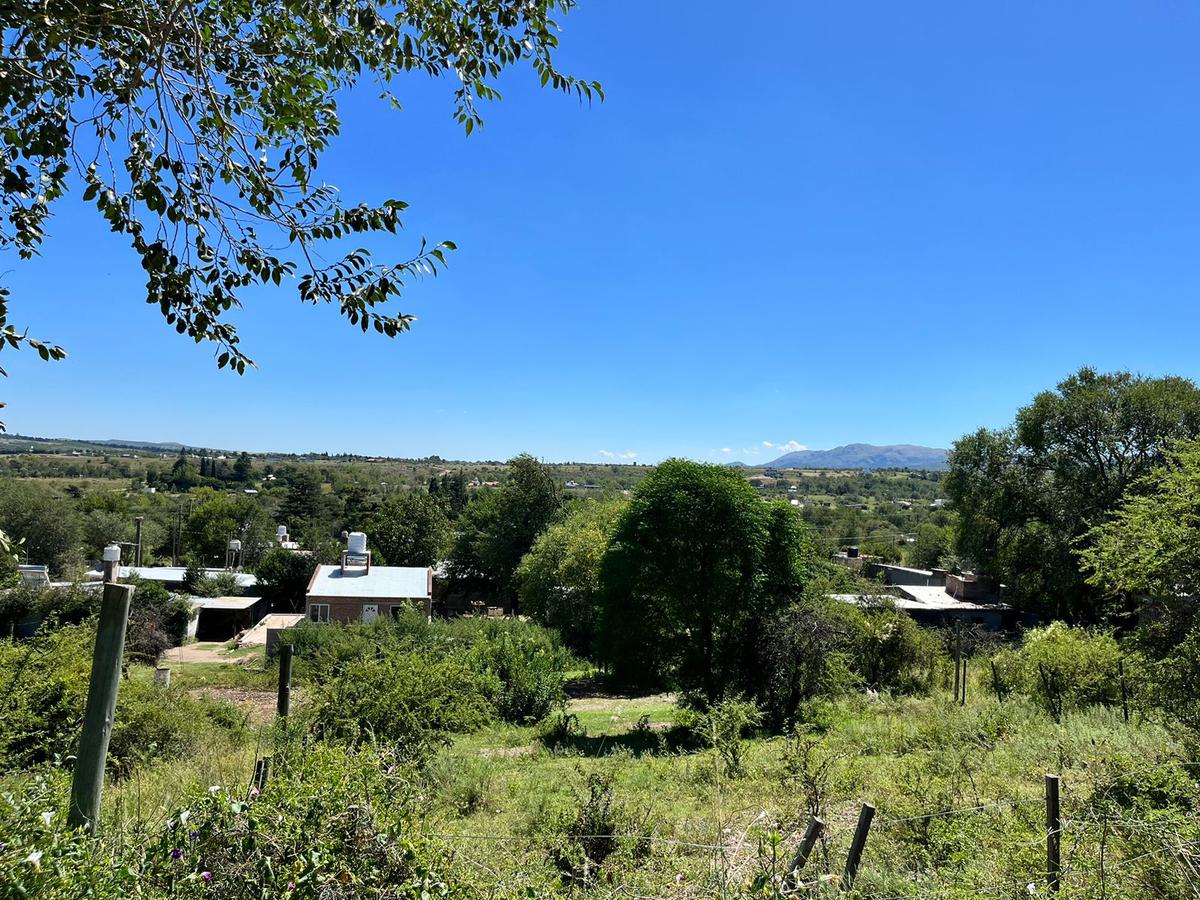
[5, 1, 1200, 463]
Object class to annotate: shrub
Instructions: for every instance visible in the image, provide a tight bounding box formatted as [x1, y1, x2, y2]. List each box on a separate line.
[282, 611, 572, 726]
[0, 624, 242, 772]
[698, 698, 761, 778]
[756, 595, 935, 728]
[550, 772, 621, 882]
[992, 623, 1124, 718]
[469, 631, 567, 724]
[0, 744, 466, 899]
[307, 651, 498, 759]
[756, 596, 863, 728]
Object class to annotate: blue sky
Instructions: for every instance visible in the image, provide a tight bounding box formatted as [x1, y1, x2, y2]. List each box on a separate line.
[5, 1, 1200, 463]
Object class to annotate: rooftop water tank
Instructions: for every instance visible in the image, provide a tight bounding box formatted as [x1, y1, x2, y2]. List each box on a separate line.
[227, 539, 242, 552]
[277, 525, 288, 538]
[102, 543, 121, 562]
[347, 531, 368, 555]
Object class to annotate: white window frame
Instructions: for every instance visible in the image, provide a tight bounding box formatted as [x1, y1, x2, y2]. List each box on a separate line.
[309, 603, 330, 624]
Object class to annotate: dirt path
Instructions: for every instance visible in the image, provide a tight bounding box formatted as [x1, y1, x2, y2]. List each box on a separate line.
[161, 642, 236, 664]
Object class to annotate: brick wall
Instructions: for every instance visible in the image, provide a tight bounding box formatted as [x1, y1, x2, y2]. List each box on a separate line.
[306, 596, 430, 624]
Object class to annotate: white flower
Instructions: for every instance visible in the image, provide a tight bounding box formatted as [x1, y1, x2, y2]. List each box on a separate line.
[180, 810, 191, 825]
[25, 850, 43, 868]
[40, 811, 53, 827]
[208, 785, 221, 795]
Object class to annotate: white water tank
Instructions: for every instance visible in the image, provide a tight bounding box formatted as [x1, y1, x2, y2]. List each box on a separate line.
[347, 531, 368, 555]
[227, 539, 242, 552]
[277, 525, 288, 538]
[102, 543, 121, 562]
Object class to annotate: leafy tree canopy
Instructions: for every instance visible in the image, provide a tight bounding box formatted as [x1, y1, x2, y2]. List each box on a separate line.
[516, 497, 625, 654]
[0, 0, 600, 376]
[364, 491, 451, 567]
[1081, 439, 1200, 601]
[945, 368, 1200, 620]
[598, 458, 818, 701]
[449, 454, 561, 603]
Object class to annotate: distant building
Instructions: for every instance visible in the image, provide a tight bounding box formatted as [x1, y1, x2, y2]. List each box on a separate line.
[831, 564, 1013, 629]
[305, 532, 432, 624]
[84, 566, 258, 592]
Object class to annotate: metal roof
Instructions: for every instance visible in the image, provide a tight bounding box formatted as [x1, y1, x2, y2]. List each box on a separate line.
[831, 587, 1008, 613]
[90, 566, 259, 589]
[197, 595, 262, 611]
[307, 564, 431, 600]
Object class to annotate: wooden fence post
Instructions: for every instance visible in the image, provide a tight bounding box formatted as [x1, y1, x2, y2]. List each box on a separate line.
[277, 643, 293, 718]
[1118, 660, 1130, 724]
[960, 655, 967, 707]
[68, 582, 135, 833]
[991, 659, 1004, 703]
[842, 803, 875, 890]
[252, 756, 272, 793]
[1046, 774, 1061, 894]
[785, 815, 825, 887]
[953, 630, 962, 702]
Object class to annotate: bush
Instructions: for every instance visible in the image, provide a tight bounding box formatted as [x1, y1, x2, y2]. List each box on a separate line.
[0, 624, 242, 772]
[0, 743, 466, 899]
[307, 651, 498, 759]
[282, 610, 572, 726]
[756, 595, 936, 728]
[992, 623, 1124, 718]
[698, 698, 761, 778]
[757, 596, 863, 728]
[469, 631, 567, 724]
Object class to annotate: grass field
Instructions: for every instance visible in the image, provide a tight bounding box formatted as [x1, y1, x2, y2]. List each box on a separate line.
[95, 652, 1195, 899]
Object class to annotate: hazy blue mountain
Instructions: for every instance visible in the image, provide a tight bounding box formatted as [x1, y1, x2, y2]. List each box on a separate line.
[765, 443, 948, 470]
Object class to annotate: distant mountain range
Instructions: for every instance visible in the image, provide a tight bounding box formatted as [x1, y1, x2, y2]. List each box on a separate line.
[764, 443, 949, 470]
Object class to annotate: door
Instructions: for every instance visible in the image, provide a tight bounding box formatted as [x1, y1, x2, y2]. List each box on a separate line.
[361, 604, 378, 623]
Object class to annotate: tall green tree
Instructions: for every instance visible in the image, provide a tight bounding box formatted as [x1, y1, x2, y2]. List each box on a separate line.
[254, 548, 317, 612]
[516, 498, 625, 653]
[909, 523, 950, 570]
[1081, 439, 1200, 601]
[365, 493, 452, 567]
[278, 469, 326, 533]
[449, 455, 562, 604]
[945, 368, 1200, 620]
[0, 480, 82, 576]
[598, 459, 817, 700]
[185, 489, 272, 566]
[232, 453, 253, 483]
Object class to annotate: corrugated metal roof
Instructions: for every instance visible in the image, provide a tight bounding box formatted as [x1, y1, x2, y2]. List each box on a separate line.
[307, 564, 430, 600]
[98, 566, 259, 589]
[198, 595, 262, 610]
[831, 588, 1008, 613]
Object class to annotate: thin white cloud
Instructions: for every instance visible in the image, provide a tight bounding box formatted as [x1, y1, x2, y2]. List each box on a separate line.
[720, 448, 733, 454]
[600, 450, 638, 460]
[763, 439, 807, 453]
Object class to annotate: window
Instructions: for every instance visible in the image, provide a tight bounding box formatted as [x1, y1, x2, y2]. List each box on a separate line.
[390, 604, 407, 619]
[309, 603, 330, 624]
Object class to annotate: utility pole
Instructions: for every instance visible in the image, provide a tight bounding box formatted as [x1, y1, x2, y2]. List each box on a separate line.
[133, 515, 144, 567]
[68, 581, 135, 832]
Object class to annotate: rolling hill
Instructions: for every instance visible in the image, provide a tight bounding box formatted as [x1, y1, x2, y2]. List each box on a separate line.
[765, 443, 948, 470]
